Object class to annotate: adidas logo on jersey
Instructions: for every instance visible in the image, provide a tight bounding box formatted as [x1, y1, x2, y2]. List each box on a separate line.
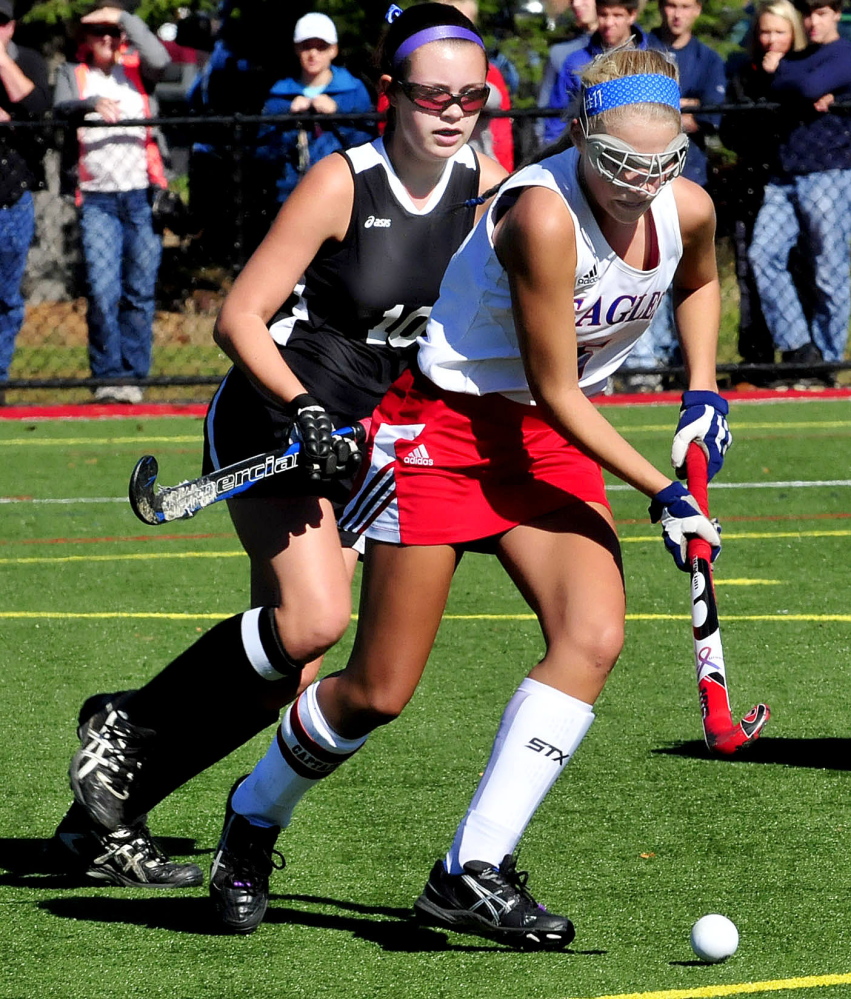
[364, 215, 391, 228]
[576, 264, 599, 289]
[402, 444, 433, 466]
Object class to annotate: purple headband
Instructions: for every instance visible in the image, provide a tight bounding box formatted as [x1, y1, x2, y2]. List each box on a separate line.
[391, 25, 484, 67]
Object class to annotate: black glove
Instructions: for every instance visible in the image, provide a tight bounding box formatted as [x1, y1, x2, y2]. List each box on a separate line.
[286, 394, 336, 482]
[331, 425, 364, 479]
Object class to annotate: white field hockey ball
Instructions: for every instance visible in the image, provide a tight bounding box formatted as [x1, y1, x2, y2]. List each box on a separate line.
[690, 914, 739, 962]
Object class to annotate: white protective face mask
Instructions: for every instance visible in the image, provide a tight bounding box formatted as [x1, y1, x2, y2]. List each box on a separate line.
[584, 131, 689, 195]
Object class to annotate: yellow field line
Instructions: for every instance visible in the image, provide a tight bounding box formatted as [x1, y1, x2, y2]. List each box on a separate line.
[616, 421, 851, 434]
[0, 531, 847, 567]
[0, 611, 228, 620]
[0, 551, 245, 565]
[445, 614, 851, 622]
[562, 970, 851, 999]
[0, 435, 199, 446]
[2, 611, 851, 622]
[622, 530, 851, 542]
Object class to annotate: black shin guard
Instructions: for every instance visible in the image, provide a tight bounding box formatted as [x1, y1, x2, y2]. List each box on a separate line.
[106, 610, 304, 816]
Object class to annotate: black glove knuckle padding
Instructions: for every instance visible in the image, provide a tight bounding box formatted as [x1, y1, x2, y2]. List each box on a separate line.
[287, 396, 365, 482]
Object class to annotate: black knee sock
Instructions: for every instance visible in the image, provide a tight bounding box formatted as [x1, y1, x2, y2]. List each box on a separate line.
[123, 608, 301, 728]
[114, 609, 303, 817]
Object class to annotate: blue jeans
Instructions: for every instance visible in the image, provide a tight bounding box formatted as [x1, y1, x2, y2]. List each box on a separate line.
[0, 190, 35, 381]
[749, 170, 851, 362]
[80, 189, 162, 380]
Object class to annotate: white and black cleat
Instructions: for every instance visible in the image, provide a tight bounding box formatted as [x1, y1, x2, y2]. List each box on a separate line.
[414, 854, 574, 951]
[70, 706, 153, 830]
[47, 802, 202, 888]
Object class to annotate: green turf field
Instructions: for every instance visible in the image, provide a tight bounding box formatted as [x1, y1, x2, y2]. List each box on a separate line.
[1, 399, 850, 999]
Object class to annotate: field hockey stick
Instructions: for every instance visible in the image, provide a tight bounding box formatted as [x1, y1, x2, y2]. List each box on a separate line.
[129, 423, 365, 526]
[686, 442, 770, 755]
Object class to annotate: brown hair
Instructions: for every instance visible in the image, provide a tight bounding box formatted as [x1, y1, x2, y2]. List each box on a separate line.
[597, 0, 642, 12]
[794, 0, 842, 13]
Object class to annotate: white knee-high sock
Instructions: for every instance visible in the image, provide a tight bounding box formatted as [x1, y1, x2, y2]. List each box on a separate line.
[232, 681, 367, 829]
[445, 677, 594, 874]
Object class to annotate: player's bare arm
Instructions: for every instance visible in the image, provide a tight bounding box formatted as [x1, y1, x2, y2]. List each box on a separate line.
[214, 153, 355, 406]
[670, 178, 721, 393]
[497, 187, 672, 499]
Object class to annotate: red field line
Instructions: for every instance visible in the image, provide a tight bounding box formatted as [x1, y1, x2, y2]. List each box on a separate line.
[8, 511, 851, 546]
[2, 387, 850, 421]
[0, 531, 233, 547]
[618, 511, 851, 525]
[0, 402, 208, 420]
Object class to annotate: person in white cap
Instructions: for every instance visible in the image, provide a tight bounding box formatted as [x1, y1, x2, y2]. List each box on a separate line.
[254, 11, 374, 211]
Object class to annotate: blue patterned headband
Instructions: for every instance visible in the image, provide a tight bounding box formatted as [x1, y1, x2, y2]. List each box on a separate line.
[391, 25, 485, 67]
[583, 74, 680, 117]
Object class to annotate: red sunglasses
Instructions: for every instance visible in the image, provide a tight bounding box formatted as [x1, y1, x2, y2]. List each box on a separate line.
[397, 81, 490, 115]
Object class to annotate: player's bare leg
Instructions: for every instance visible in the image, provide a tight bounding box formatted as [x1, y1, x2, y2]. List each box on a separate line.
[211, 540, 460, 932]
[415, 500, 624, 950]
[70, 494, 354, 832]
[228, 494, 360, 707]
[318, 540, 462, 736]
[498, 500, 625, 703]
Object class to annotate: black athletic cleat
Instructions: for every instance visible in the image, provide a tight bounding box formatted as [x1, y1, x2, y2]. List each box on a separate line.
[76, 691, 134, 741]
[48, 802, 203, 888]
[414, 854, 575, 950]
[210, 778, 285, 934]
[70, 704, 153, 830]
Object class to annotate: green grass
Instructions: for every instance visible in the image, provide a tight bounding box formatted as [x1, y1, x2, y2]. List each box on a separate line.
[1, 400, 850, 999]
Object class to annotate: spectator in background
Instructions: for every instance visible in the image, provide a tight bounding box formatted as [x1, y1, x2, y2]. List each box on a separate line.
[651, 0, 726, 186]
[185, 8, 278, 265]
[537, 0, 598, 134]
[0, 0, 49, 405]
[254, 13, 374, 225]
[439, 0, 514, 170]
[627, 0, 727, 385]
[721, 0, 807, 386]
[54, 2, 170, 404]
[544, 0, 664, 146]
[748, 0, 851, 383]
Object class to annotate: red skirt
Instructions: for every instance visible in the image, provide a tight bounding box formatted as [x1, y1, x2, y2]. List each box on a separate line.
[339, 369, 609, 546]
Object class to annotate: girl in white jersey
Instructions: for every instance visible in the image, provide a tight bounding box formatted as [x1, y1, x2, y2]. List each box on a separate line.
[219, 49, 732, 949]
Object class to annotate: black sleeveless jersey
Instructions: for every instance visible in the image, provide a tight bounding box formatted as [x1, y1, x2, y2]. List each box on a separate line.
[267, 138, 480, 421]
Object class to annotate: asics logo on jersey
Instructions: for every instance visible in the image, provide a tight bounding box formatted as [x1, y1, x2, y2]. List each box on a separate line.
[364, 215, 391, 228]
[402, 444, 433, 466]
[576, 264, 599, 289]
[526, 737, 569, 765]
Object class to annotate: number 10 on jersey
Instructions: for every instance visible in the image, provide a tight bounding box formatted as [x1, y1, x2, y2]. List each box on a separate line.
[366, 304, 432, 349]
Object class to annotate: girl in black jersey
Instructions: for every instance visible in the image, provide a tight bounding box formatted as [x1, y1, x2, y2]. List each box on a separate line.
[60, 4, 505, 891]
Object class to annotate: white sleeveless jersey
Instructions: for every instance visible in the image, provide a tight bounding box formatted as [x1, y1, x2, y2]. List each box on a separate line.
[418, 145, 683, 402]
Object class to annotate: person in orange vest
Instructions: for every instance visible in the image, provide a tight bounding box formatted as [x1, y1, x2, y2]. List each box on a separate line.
[54, 1, 170, 404]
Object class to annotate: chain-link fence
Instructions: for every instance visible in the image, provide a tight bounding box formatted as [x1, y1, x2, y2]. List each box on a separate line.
[2, 102, 850, 404]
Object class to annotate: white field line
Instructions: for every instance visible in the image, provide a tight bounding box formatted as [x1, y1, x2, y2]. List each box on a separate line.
[607, 480, 851, 491]
[2, 479, 851, 506]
